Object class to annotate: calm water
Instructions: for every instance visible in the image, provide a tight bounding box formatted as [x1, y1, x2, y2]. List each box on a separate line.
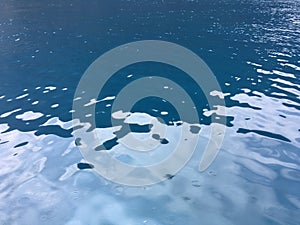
[0, 0, 300, 224]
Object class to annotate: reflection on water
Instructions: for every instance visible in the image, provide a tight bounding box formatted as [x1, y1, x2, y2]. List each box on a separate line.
[0, 0, 300, 224]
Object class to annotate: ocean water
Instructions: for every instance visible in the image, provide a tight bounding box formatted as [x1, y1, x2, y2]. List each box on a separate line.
[0, 0, 300, 224]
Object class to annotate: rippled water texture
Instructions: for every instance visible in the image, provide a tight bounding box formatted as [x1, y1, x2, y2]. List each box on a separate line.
[0, 0, 300, 224]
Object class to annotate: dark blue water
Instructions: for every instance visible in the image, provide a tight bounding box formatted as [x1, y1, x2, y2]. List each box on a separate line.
[0, 0, 300, 224]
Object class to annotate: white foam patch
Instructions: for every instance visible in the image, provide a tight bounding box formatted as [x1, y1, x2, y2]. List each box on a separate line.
[210, 90, 230, 99]
[84, 98, 100, 107]
[280, 63, 300, 71]
[0, 108, 22, 118]
[272, 70, 296, 79]
[203, 105, 227, 117]
[269, 78, 300, 89]
[241, 88, 251, 93]
[73, 97, 82, 101]
[112, 110, 131, 119]
[270, 92, 288, 97]
[15, 93, 29, 100]
[124, 112, 155, 125]
[51, 104, 59, 108]
[271, 83, 300, 99]
[257, 68, 273, 75]
[100, 96, 116, 102]
[271, 52, 292, 57]
[45, 86, 56, 91]
[16, 111, 43, 121]
[247, 61, 262, 67]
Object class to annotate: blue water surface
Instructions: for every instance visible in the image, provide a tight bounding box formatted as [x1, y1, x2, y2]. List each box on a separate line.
[0, 0, 300, 224]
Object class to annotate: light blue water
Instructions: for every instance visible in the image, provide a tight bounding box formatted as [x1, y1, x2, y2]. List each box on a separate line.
[0, 0, 300, 224]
